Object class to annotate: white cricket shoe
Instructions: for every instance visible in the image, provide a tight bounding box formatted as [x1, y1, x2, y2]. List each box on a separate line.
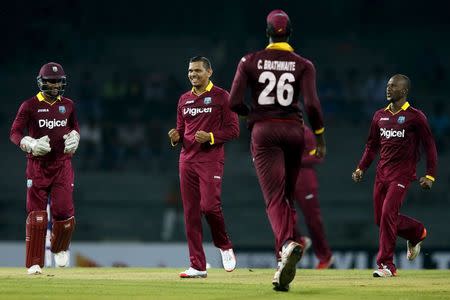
[54, 251, 69, 267]
[220, 248, 236, 272]
[272, 262, 289, 292]
[273, 241, 303, 291]
[407, 228, 427, 261]
[179, 267, 207, 278]
[373, 265, 396, 277]
[27, 264, 42, 275]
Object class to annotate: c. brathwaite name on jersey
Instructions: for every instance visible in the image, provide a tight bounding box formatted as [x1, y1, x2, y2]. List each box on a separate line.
[257, 60, 296, 71]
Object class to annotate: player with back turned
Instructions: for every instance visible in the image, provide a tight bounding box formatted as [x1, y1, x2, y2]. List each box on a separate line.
[10, 62, 80, 274]
[352, 74, 437, 277]
[229, 10, 326, 291]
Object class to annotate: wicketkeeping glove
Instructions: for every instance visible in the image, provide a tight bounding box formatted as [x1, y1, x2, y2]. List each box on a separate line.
[20, 135, 51, 156]
[63, 130, 80, 154]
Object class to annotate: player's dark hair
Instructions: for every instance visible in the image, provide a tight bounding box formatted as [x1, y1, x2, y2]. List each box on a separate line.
[398, 74, 411, 91]
[189, 56, 212, 70]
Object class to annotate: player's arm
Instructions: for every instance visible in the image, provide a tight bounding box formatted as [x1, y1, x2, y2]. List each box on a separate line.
[10, 102, 51, 156]
[64, 103, 80, 154]
[300, 60, 326, 158]
[229, 57, 250, 116]
[352, 112, 381, 182]
[10, 102, 29, 146]
[169, 100, 185, 147]
[197, 93, 239, 145]
[417, 112, 438, 189]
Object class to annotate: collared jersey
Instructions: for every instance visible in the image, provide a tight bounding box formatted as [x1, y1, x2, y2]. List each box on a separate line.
[176, 82, 239, 163]
[229, 42, 324, 134]
[358, 102, 437, 182]
[10, 92, 79, 161]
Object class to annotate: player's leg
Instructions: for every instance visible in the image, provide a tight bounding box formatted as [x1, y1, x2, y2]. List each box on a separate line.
[372, 177, 393, 277]
[275, 127, 306, 288]
[394, 188, 426, 261]
[198, 161, 235, 271]
[295, 171, 333, 268]
[25, 160, 50, 274]
[50, 160, 75, 267]
[252, 122, 298, 253]
[179, 162, 207, 276]
[252, 121, 304, 290]
[375, 180, 409, 276]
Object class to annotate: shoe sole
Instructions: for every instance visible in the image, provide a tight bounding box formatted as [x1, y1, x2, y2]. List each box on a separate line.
[179, 274, 207, 278]
[278, 244, 303, 288]
[273, 284, 289, 292]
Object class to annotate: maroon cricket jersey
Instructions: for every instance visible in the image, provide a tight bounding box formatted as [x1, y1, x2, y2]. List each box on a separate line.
[358, 102, 437, 182]
[176, 82, 239, 163]
[229, 42, 324, 133]
[10, 92, 80, 161]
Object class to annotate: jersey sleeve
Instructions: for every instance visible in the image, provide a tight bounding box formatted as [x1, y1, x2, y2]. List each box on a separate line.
[176, 97, 185, 143]
[301, 60, 325, 135]
[229, 56, 250, 116]
[10, 102, 29, 145]
[211, 92, 239, 145]
[69, 102, 80, 133]
[358, 112, 381, 171]
[417, 111, 438, 179]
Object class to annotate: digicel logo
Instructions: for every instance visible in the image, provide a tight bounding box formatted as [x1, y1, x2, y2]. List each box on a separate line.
[183, 107, 212, 116]
[380, 128, 405, 139]
[38, 119, 68, 129]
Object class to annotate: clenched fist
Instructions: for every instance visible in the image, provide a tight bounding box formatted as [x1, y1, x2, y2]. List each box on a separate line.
[419, 176, 433, 190]
[195, 131, 211, 144]
[352, 168, 364, 183]
[168, 128, 180, 145]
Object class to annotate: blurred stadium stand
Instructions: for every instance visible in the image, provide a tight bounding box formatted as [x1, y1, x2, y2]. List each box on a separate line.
[1, 0, 449, 251]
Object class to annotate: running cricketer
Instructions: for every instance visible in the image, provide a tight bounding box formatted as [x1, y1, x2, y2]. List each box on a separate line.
[352, 74, 437, 277]
[229, 9, 326, 291]
[10, 62, 80, 274]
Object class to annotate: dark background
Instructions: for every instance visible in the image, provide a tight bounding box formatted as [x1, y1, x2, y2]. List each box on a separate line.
[1, 0, 449, 250]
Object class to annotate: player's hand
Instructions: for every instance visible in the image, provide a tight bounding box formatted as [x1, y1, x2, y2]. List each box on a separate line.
[315, 134, 326, 158]
[168, 128, 180, 145]
[63, 130, 80, 154]
[195, 131, 211, 144]
[31, 135, 51, 156]
[20, 136, 36, 153]
[352, 168, 364, 183]
[419, 176, 433, 190]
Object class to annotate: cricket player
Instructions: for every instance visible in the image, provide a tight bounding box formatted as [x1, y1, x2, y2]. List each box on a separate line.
[352, 74, 437, 277]
[229, 9, 326, 291]
[10, 62, 80, 275]
[168, 56, 239, 278]
[295, 126, 333, 269]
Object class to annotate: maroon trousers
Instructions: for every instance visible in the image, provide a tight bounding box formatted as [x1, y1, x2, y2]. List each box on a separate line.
[251, 120, 304, 255]
[26, 159, 75, 220]
[179, 161, 233, 271]
[373, 176, 425, 272]
[295, 168, 332, 262]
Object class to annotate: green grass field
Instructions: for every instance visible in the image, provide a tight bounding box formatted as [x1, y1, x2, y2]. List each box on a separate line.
[0, 268, 449, 300]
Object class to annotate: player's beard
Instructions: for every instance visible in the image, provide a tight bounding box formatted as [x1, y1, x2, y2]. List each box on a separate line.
[388, 96, 403, 104]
